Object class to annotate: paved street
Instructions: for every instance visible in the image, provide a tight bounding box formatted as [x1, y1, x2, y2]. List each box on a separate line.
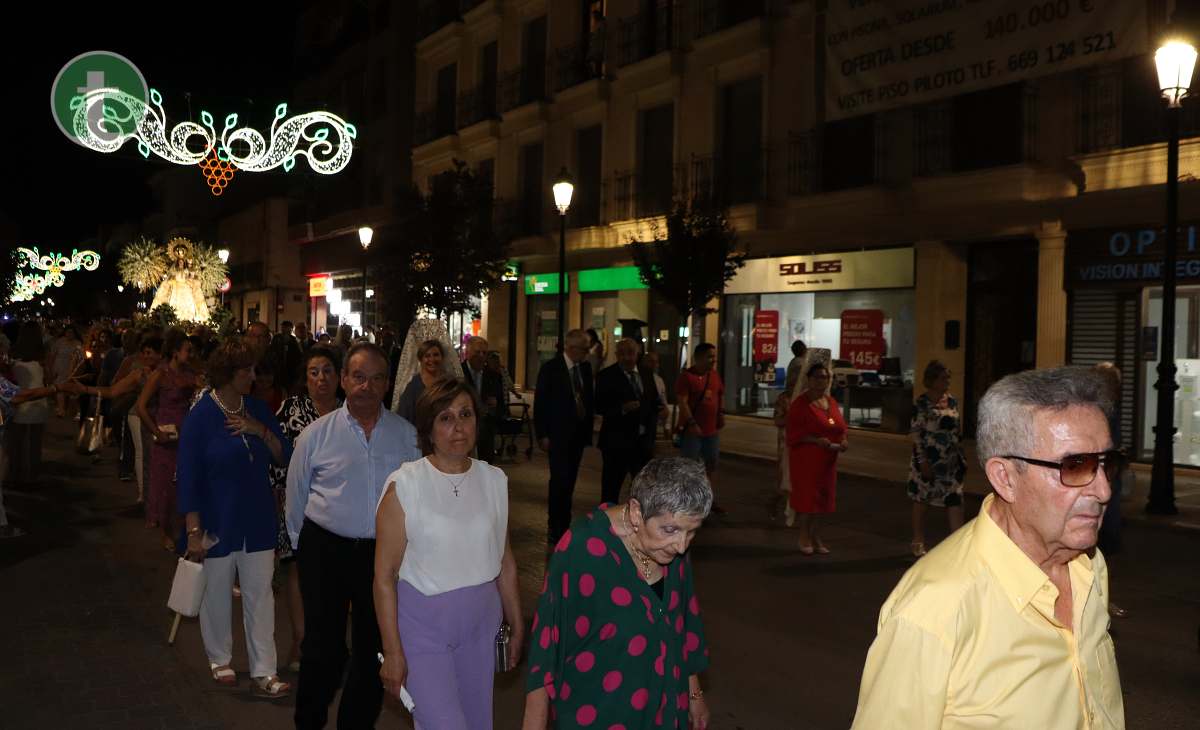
[2, 419, 1198, 729]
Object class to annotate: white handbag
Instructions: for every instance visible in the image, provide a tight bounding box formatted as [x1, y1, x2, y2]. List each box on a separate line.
[167, 558, 206, 617]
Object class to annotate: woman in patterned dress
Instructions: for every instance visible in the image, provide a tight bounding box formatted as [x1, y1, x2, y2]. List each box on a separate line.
[906, 360, 966, 557]
[269, 346, 342, 671]
[136, 328, 197, 550]
[522, 457, 713, 730]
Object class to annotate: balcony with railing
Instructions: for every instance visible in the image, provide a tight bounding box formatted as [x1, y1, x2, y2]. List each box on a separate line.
[457, 85, 497, 129]
[417, 0, 461, 40]
[690, 0, 767, 41]
[786, 131, 821, 196]
[688, 151, 771, 206]
[497, 67, 548, 114]
[617, 2, 683, 68]
[610, 165, 686, 222]
[550, 40, 605, 94]
[414, 106, 457, 146]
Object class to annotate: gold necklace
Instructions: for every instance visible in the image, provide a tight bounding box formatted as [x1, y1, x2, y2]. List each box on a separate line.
[622, 505, 654, 581]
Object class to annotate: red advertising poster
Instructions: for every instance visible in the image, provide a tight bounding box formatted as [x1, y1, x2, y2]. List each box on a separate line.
[753, 310, 780, 383]
[840, 309, 885, 370]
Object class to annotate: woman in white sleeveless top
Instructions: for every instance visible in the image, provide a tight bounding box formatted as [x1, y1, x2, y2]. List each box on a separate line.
[373, 378, 523, 729]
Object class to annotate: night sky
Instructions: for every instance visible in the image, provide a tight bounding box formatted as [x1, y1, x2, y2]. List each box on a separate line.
[1, 7, 297, 245]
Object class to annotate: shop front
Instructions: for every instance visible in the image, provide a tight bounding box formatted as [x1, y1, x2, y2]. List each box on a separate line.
[1066, 223, 1200, 466]
[719, 248, 916, 433]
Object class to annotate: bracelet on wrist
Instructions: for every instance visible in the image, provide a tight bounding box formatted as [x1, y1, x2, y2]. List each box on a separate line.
[689, 688, 704, 700]
[187, 526, 202, 537]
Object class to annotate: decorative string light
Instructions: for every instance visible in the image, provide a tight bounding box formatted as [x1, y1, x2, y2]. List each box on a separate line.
[10, 247, 101, 301]
[69, 87, 358, 175]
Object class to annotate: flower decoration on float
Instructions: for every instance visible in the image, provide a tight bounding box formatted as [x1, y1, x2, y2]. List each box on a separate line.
[117, 236, 229, 323]
[68, 86, 358, 191]
[9, 247, 101, 302]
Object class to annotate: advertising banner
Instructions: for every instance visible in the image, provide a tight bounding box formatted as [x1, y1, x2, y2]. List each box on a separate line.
[753, 310, 781, 383]
[840, 309, 886, 370]
[826, 0, 1147, 121]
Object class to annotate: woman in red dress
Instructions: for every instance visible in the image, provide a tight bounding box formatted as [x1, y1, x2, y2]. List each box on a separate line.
[787, 361, 848, 555]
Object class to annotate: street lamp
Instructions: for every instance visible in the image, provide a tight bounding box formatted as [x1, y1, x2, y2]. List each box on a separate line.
[358, 227, 373, 335]
[1148, 34, 1196, 516]
[552, 168, 574, 351]
[217, 249, 230, 309]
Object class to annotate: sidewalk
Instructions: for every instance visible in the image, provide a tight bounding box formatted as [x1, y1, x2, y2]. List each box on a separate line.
[719, 414, 1200, 532]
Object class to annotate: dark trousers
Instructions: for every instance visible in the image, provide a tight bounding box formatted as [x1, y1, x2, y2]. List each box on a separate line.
[476, 415, 497, 464]
[295, 519, 384, 730]
[548, 433, 588, 545]
[6, 423, 43, 482]
[600, 440, 652, 506]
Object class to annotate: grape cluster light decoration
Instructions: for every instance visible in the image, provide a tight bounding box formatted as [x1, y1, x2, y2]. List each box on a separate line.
[10, 247, 101, 302]
[68, 87, 358, 183]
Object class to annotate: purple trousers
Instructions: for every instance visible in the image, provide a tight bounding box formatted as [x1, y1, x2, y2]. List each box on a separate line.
[396, 579, 502, 730]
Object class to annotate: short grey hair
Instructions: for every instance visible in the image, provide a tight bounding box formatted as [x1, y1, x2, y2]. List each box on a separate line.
[565, 328, 589, 348]
[630, 457, 713, 520]
[976, 366, 1113, 469]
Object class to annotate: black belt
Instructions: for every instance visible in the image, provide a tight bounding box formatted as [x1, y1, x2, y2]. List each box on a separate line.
[302, 517, 376, 546]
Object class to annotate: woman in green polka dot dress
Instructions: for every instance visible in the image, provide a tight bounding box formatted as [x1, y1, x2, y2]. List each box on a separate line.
[522, 457, 713, 729]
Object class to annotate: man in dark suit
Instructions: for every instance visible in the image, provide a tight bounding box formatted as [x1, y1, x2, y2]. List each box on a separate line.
[596, 338, 660, 505]
[462, 335, 505, 462]
[534, 328, 595, 547]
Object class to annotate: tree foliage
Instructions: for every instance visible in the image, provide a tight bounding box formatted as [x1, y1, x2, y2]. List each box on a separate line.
[628, 200, 746, 327]
[376, 160, 510, 331]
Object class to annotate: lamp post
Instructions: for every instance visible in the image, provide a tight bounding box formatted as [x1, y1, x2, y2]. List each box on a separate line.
[217, 249, 230, 308]
[552, 168, 574, 352]
[1148, 36, 1196, 516]
[358, 226, 373, 336]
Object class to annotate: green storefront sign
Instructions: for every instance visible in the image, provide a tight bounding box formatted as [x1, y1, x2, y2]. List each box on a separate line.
[578, 266, 648, 292]
[525, 273, 567, 295]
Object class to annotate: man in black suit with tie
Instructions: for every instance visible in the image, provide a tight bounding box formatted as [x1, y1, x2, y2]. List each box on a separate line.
[596, 338, 660, 505]
[534, 328, 595, 547]
[462, 335, 505, 463]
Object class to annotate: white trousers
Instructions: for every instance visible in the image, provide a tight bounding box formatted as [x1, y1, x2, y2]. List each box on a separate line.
[199, 548, 277, 678]
[127, 413, 145, 500]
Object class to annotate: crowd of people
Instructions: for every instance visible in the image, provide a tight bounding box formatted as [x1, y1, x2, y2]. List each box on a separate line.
[0, 313, 1133, 728]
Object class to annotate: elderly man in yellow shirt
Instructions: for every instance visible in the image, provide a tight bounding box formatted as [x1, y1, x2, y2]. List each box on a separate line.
[852, 366, 1125, 729]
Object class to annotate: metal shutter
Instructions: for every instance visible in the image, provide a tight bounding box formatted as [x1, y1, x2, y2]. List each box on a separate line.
[1068, 289, 1137, 452]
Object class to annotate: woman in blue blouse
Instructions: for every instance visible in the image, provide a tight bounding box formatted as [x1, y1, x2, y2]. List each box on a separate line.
[177, 340, 292, 698]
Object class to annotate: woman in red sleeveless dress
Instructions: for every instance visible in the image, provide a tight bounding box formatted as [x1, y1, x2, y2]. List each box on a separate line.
[787, 362, 848, 554]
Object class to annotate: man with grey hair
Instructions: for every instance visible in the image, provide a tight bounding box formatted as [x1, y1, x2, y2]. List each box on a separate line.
[534, 328, 595, 547]
[852, 366, 1125, 729]
[462, 335, 504, 462]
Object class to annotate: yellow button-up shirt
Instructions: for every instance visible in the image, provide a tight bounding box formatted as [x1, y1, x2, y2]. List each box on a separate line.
[851, 494, 1124, 729]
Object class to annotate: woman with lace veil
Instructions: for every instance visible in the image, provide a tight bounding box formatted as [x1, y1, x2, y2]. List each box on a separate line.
[390, 318, 463, 421]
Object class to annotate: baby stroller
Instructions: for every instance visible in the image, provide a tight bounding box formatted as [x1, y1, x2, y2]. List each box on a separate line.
[496, 401, 534, 461]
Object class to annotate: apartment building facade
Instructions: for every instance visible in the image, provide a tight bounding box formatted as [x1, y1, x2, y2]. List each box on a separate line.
[412, 0, 1200, 467]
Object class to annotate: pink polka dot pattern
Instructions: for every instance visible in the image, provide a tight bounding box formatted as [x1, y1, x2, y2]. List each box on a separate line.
[579, 573, 596, 596]
[539, 626, 551, 649]
[602, 670, 623, 692]
[627, 634, 647, 656]
[631, 687, 649, 710]
[552, 626, 560, 644]
[556, 529, 572, 552]
[611, 586, 632, 606]
[668, 591, 680, 610]
[576, 705, 597, 726]
[688, 595, 700, 615]
[677, 691, 689, 709]
[575, 651, 595, 672]
[599, 622, 618, 640]
[608, 725, 627, 730]
[674, 615, 684, 634]
[653, 655, 665, 676]
[562, 572, 570, 598]
[685, 632, 699, 652]
[560, 682, 572, 701]
[586, 537, 607, 556]
[673, 665, 681, 680]
[575, 615, 590, 638]
[610, 549, 622, 565]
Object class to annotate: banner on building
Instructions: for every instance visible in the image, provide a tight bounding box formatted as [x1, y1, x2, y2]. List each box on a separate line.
[724, 248, 913, 294]
[753, 310, 781, 383]
[825, 0, 1148, 121]
[840, 309, 885, 370]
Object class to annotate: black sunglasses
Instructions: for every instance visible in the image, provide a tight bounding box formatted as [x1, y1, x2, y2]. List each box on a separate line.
[1001, 450, 1126, 488]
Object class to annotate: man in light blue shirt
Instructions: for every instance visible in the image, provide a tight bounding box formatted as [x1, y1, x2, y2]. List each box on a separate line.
[286, 342, 420, 730]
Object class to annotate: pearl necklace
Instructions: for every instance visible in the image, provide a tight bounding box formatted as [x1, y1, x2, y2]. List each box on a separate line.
[622, 504, 655, 582]
[211, 390, 252, 461]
